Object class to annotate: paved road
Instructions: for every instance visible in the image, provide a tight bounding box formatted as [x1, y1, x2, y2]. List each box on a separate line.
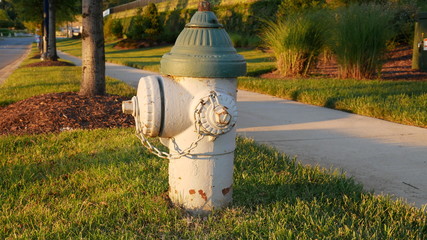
[58, 51, 427, 208]
[0, 37, 33, 69]
[0, 37, 33, 83]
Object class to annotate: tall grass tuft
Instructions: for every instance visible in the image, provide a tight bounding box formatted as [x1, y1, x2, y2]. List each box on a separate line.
[261, 10, 329, 77]
[330, 4, 395, 79]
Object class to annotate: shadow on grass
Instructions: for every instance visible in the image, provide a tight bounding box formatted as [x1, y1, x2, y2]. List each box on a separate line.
[233, 137, 364, 208]
[0, 131, 168, 198]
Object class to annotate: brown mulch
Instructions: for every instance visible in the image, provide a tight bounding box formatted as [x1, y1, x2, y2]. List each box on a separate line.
[0, 92, 135, 136]
[26, 54, 75, 67]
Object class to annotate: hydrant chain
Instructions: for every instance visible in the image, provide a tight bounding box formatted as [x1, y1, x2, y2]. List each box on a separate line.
[135, 125, 206, 159]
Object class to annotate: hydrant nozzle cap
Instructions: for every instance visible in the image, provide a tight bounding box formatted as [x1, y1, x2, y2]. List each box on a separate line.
[160, 2, 246, 78]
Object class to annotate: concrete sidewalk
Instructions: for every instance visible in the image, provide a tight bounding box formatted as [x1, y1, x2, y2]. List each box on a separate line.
[58, 51, 427, 208]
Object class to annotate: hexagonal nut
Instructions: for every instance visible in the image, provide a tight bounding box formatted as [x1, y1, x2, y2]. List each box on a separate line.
[214, 106, 231, 126]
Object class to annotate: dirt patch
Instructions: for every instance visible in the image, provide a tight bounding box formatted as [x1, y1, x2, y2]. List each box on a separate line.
[113, 39, 166, 49]
[25, 60, 75, 67]
[0, 92, 135, 136]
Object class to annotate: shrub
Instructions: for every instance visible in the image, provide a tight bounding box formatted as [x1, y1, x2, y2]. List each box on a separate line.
[141, 3, 161, 42]
[330, 4, 395, 79]
[125, 9, 145, 41]
[261, 10, 329, 77]
[389, 0, 418, 45]
[111, 19, 123, 38]
[230, 33, 261, 48]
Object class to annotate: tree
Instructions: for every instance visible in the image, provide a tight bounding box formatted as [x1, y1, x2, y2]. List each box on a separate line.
[12, 0, 79, 59]
[80, 0, 105, 96]
[47, 0, 58, 61]
[142, 3, 161, 42]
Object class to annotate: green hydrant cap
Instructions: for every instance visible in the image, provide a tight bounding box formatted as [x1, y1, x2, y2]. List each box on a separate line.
[160, 1, 246, 78]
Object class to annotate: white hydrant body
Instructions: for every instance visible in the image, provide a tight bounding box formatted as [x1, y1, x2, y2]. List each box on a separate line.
[123, 1, 246, 215]
[163, 77, 237, 213]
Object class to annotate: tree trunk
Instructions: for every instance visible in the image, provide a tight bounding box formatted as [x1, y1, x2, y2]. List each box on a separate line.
[80, 0, 105, 96]
[41, 0, 49, 60]
[47, 0, 58, 61]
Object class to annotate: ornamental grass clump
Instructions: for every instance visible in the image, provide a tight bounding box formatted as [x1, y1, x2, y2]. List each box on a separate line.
[330, 4, 395, 79]
[261, 11, 329, 77]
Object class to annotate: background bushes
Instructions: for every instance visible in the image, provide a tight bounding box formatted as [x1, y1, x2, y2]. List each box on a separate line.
[330, 4, 395, 79]
[103, 0, 424, 78]
[262, 10, 329, 76]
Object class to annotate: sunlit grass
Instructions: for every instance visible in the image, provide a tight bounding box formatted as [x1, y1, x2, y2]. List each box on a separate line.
[1, 130, 426, 239]
[239, 77, 427, 128]
[57, 38, 275, 76]
[0, 46, 136, 107]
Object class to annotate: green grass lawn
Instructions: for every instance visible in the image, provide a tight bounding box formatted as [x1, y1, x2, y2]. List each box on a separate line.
[57, 38, 427, 128]
[239, 77, 427, 128]
[57, 38, 276, 76]
[1, 42, 426, 239]
[0, 46, 136, 107]
[1, 130, 426, 239]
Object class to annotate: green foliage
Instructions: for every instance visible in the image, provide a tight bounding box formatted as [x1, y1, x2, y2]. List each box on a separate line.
[215, 2, 280, 37]
[160, 8, 195, 43]
[262, 10, 330, 76]
[111, 19, 124, 38]
[229, 33, 261, 48]
[141, 3, 161, 42]
[124, 4, 161, 42]
[389, 0, 418, 44]
[11, 0, 79, 26]
[0, 28, 13, 36]
[126, 9, 145, 40]
[277, 0, 326, 16]
[0, 9, 11, 22]
[0, 9, 13, 28]
[330, 4, 395, 79]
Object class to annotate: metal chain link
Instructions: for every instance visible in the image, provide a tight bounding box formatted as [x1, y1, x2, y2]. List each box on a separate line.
[135, 91, 221, 159]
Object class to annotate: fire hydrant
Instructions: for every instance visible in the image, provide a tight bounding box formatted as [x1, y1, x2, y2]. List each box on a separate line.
[122, 1, 246, 215]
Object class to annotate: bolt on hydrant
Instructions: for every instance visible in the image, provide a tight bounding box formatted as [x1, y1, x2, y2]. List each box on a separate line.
[122, 1, 246, 215]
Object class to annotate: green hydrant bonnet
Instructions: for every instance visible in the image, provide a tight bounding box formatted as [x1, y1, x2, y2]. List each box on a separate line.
[160, 7, 246, 78]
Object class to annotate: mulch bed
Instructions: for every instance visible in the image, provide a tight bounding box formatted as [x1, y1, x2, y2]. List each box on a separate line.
[26, 54, 75, 67]
[0, 92, 135, 136]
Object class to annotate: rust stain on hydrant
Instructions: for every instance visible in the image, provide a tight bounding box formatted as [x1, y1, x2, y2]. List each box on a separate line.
[222, 187, 231, 195]
[189, 189, 196, 195]
[198, 190, 207, 201]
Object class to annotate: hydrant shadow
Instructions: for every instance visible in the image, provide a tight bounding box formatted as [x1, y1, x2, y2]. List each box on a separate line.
[232, 137, 364, 208]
